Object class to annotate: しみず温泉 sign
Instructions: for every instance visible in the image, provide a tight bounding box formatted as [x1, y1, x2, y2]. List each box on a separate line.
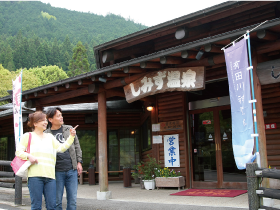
[123, 67, 205, 103]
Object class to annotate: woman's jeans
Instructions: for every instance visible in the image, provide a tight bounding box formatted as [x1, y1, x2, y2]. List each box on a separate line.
[55, 169, 78, 210]
[28, 177, 56, 210]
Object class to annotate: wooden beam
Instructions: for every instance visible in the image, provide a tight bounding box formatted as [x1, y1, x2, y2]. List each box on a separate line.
[203, 44, 223, 53]
[103, 72, 147, 89]
[257, 29, 278, 41]
[179, 54, 225, 67]
[98, 91, 109, 192]
[105, 89, 125, 98]
[160, 56, 184, 64]
[181, 50, 197, 59]
[78, 79, 94, 85]
[65, 83, 81, 89]
[106, 72, 128, 78]
[102, 41, 154, 64]
[123, 66, 144, 74]
[37, 84, 103, 105]
[175, 27, 188, 40]
[140, 62, 162, 69]
[257, 39, 280, 54]
[102, 50, 114, 63]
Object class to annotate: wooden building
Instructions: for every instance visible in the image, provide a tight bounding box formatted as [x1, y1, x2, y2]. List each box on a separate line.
[1, 1, 280, 197]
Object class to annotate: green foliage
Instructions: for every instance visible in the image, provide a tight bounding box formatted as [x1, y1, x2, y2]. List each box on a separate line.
[154, 167, 181, 178]
[28, 65, 68, 85]
[0, 64, 14, 103]
[68, 41, 90, 77]
[18, 69, 41, 91]
[77, 130, 96, 167]
[0, 1, 147, 78]
[132, 162, 144, 179]
[0, 65, 68, 105]
[41, 11, 57, 20]
[0, 1, 146, 44]
[135, 155, 161, 180]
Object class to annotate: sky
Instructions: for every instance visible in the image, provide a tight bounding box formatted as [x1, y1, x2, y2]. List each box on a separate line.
[40, 0, 227, 27]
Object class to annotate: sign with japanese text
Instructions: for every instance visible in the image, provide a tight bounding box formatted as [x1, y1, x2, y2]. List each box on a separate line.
[265, 123, 277, 130]
[224, 38, 254, 170]
[153, 135, 162, 144]
[164, 134, 180, 167]
[123, 67, 205, 103]
[160, 120, 183, 131]
[152, 120, 183, 132]
[13, 71, 23, 146]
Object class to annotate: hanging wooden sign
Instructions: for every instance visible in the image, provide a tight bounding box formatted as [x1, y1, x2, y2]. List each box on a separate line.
[257, 59, 280, 85]
[152, 120, 183, 132]
[160, 120, 183, 131]
[123, 67, 205, 103]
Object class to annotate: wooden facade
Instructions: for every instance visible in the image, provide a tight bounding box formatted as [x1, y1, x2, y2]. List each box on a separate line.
[1, 1, 280, 193]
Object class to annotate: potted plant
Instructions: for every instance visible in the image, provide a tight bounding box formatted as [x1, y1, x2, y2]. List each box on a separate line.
[155, 167, 185, 190]
[141, 155, 161, 190]
[132, 162, 144, 185]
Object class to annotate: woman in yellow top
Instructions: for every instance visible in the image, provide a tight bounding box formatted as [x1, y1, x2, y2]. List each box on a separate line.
[16, 111, 76, 210]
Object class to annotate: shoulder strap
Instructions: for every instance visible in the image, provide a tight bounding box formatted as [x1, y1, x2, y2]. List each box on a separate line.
[26, 132, 32, 153]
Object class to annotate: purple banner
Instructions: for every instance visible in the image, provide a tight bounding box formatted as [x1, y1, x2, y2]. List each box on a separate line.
[224, 38, 254, 169]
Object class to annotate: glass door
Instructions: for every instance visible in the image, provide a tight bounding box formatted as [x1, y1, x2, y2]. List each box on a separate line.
[219, 109, 246, 185]
[190, 106, 246, 189]
[190, 110, 218, 188]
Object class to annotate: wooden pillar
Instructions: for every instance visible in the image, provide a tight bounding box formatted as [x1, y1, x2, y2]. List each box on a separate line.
[252, 50, 268, 187]
[182, 92, 191, 188]
[98, 91, 108, 192]
[151, 98, 158, 161]
[35, 101, 43, 111]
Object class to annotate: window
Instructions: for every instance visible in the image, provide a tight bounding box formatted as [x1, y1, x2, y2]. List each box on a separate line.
[119, 129, 140, 169]
[141, 117, 152, 151]
[77, 130, 96, 168]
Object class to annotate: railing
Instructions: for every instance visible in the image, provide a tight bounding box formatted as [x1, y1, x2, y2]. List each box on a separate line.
[247, 162, 280, 210]
[0, 160, 22, 205]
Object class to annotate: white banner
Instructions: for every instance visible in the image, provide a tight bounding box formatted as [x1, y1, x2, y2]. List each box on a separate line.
[164, 134, 180, 167]
[13, 71, 23, 146]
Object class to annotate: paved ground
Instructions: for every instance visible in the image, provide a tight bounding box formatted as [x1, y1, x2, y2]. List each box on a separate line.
[0, 181, 279, 209]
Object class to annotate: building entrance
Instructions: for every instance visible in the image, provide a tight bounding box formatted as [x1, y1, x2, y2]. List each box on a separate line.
[190, 105, 246, 189]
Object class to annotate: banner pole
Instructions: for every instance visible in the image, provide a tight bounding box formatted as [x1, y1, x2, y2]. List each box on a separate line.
[18, 69, 23, 143]
[246, 32, 260, 167]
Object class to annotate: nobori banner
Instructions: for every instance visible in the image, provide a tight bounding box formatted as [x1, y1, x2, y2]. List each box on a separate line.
[13, 71, 23, 146]
[123, 67, 205, 103]
[224, 38, 254, 170]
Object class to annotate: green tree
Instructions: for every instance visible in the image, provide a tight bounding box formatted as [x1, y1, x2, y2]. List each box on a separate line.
[28, 65, 68, 85]
[28, 38, 38, 67]
[51, 38, 60, 66]
[68, 41, 90, 77]
[0, 65, 41, 105]
[37, 43, 47, 66]
[0, 64, 13, 103]
[3, 44, 15, 71]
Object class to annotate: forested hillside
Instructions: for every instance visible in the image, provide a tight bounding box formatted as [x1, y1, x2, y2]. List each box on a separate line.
[0, 1, 147, 72]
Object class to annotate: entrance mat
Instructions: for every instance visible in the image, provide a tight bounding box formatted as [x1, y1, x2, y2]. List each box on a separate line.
[170, 189, 247, 197]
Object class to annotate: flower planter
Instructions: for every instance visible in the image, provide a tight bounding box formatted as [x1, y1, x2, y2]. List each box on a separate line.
[143, 179, 155, 190]
[155, 176, 185, 191]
